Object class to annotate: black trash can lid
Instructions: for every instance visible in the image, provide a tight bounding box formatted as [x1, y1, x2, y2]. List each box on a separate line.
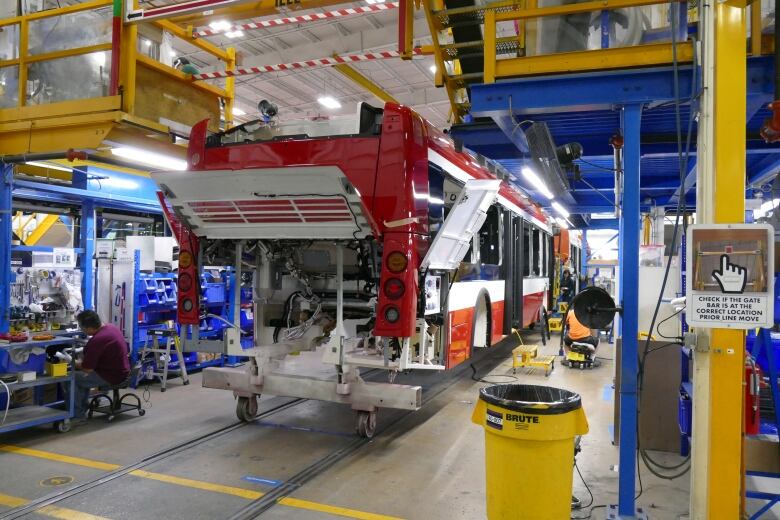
[479, 384, 582, 415]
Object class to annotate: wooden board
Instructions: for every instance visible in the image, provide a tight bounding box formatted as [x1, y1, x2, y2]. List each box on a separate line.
[135, 62, 220, 133]
[614, 339, 684, 453]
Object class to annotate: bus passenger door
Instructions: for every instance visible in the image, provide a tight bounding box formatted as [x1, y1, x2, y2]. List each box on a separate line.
[502, 215, 524, 333]
[420, 179, 501, 271]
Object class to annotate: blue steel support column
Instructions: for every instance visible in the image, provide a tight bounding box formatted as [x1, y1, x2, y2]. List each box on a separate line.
[618, 103, 642, 517]
[80, 200, 96, 310]
[0, 164, 12, 333]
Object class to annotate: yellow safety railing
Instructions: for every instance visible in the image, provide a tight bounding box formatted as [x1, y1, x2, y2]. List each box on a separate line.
[0, 0, 236, 149]
[425, 0, 768, 119]
[480, 0, 696, 83]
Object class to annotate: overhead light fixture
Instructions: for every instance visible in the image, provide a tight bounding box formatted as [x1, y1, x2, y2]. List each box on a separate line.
[232, 107, 246, 116]
[25, 161, 73, 172]
[209, 20, 232, 31]
[556, 217, 569, 229]
[552, 201, 570, 218]
[317, 96, 341, 109]
[143, 39, 152, 47]
[225, 30, 244, 38]
[521, 166, 554, 200]
[365, 0, 386, 4]
[110, 147, 187, 171]
[591, 212, 615, 220]
[429, 64, 436, 73]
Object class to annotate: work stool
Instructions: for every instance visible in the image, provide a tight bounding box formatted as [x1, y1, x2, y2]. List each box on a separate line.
[511, 344, 555, 376]
[88, 366, 145, 422]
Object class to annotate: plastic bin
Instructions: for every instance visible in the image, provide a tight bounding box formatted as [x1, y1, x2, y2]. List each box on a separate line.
[203, 283, 226, 304]
[472, 384, 588, 520]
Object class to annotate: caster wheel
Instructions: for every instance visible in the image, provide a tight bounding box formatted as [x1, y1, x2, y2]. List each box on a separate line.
[356, 410, 377, 439]
[236, 395, 258, 422]
[139, 409, 146, 416]
[160, 388, 166, 393]
[87, 411, 93, 419]
[107, 414, 115, 422]
[183, 380, 190, 386]
[55, 420, 71, 433]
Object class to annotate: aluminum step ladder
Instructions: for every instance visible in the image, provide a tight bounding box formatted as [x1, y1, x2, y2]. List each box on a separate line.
[139, 328, 190, 392]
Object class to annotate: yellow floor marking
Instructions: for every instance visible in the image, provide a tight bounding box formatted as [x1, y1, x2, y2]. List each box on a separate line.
[0, 492, 110, 520]
[128, 470, 263, 500]
[0, 492, 28, 508]
[278, 498, 406, 520]
[38, 505, 112, 520]
[0, 445, 119, 471]
[1, 444, 405, 519]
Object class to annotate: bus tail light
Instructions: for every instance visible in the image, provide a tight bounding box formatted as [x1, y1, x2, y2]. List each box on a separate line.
[384, 306, 401, 323]
[385, 251, 408, 273]
[383, 278, 405, 300]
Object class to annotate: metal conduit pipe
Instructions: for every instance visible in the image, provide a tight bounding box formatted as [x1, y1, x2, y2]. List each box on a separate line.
[1, 149, 87, 164]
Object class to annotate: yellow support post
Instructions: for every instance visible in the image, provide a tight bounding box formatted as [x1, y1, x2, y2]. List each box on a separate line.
[120, 0, 139, 114]
[332, 61, 399, 104]
[422, 0, 463, 122]
[18, 18, 27, 108]
[225, 47, 236, 129]
[750, 2, 762, 55]
[483, 10, 496, 84]
[691, 0, 747, 517]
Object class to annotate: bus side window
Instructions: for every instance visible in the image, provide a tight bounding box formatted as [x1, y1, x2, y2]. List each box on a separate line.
[523, 225, 531, 276]
[479, 206, 501, 266]
[532, 228, 541, 276]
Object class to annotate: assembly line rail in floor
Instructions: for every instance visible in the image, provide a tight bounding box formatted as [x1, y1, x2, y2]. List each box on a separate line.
[0, 336, 520, 520]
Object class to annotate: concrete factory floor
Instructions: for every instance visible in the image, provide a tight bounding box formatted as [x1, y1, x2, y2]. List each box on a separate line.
[0, 331, 699, 519]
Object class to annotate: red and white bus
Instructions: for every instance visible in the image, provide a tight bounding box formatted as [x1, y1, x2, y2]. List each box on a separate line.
[154, 102, 555, 435]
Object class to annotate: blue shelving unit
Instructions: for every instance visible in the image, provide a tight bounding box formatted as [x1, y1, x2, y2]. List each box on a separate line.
[131, 263, 248, 373]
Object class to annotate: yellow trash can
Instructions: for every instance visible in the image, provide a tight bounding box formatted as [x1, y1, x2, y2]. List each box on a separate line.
[471, 384, 589, 519]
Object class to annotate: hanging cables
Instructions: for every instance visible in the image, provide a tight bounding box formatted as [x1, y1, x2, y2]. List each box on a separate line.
[634, 2, 699, 481]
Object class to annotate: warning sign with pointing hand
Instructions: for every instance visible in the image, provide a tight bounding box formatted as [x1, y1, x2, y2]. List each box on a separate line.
[712, 254, 747, 294]
[687, 224, 774, 329]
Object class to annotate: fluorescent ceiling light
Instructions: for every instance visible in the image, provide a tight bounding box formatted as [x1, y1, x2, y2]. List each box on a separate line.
[555, 217, 569, 229]
[111, 147, 187, 171]
[209, 20, 231, 31]
[317, 96, 341, 109]
[521, 166, 554, 200]
[232, 107, 246, 116]
[25, 161, 72, 172]
[591, 212, 615, 219]
[552, 201, 570, 218]
[225, 30, 244, 38]
[143, 39, 152, 47]
[366, 0, 385, 4]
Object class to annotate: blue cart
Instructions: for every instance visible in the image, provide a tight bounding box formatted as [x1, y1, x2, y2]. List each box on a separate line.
[0, 337, 77, 434]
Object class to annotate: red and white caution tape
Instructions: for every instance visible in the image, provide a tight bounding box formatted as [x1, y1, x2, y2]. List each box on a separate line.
[193, 2, 399, 37]
[194, 47, 423, 80]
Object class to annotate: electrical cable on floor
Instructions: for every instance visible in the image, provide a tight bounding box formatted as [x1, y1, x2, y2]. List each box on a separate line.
[0, 379, 11, 426]
[574, 460, 595, 509]
[571, 504, 607, 520]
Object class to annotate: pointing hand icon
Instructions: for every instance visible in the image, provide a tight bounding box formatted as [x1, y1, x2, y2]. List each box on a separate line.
[712, 254, 747, 294]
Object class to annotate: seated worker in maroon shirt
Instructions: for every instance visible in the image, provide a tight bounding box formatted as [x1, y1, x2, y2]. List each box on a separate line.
[72, 311, 130, 419]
